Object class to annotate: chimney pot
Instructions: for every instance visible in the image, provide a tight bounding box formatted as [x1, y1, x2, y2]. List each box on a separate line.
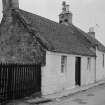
[88, 27, 95, 38]
[59, 1, 72, 25]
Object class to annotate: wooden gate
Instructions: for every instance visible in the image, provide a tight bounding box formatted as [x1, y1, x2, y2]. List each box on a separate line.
[0, 63, 41, 102]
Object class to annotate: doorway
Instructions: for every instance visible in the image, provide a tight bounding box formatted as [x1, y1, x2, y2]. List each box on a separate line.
[75, 57, 81, 86]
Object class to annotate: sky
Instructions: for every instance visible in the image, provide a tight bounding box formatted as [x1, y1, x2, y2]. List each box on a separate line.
[0, 0, 105, 45]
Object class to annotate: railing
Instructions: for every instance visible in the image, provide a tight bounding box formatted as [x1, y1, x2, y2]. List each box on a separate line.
[0, 63, 41, 103]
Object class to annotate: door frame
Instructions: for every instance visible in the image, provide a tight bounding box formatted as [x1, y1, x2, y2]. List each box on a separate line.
[75, 57, 81, 86]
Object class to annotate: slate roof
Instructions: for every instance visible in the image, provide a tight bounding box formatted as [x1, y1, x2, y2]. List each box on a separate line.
[10, 8, 97, 57]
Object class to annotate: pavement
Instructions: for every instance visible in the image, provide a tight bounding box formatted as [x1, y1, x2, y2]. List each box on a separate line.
[39, 83, 105, 105]
[4, 79, 105, 105]
[43, 79, 105, 99]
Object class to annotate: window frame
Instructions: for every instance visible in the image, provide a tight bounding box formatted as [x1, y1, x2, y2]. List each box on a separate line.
[87, 57, 91, 70]
[61, 55, 67, 74]
[103, 54, 104, 68]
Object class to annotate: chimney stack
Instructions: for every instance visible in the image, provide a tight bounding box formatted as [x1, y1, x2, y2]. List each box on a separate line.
[2, 0, 19, 14]
[88, 27, 95, 38]
[59, 1, 73, 25]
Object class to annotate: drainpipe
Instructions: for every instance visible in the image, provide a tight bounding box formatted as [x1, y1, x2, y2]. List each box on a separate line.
[95, 46, 98, 83]
[95, 57, 97, 83]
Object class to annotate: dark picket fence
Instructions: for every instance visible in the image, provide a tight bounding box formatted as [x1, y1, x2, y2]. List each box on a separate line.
[0, 63, 41, 103]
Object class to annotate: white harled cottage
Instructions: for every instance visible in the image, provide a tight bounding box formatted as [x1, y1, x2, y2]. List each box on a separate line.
[0, 0, 105, 97]
[42, 1, 105, 95]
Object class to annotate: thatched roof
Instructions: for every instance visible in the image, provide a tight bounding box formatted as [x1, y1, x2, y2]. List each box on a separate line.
[12, 9, 96, 57]
[0, 9, 46, 64]
[1, 7, 105, 64]
[74, 26, 105, 53]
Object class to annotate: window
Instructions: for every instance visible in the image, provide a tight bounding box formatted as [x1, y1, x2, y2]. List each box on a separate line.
[87, 57, 91, 70]
[103, 54, 104, 68]
[60, 20, 63, 23]
[64, 19, 68, 22]
[61, 56, 67, 73]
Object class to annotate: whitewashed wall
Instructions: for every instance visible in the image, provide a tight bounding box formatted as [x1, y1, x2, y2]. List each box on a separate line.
[96, 49, 105, 81]
[41, 51, 75, 95]
[41, 51, 96, 95]
[81, 57, 96, 86]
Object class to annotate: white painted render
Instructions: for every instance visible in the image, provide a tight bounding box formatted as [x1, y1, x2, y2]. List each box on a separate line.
[41, 51, 96, 95]
[96, 49, 105, 81]
[81, 57, 96, 86]
[41, 51, 75, 95]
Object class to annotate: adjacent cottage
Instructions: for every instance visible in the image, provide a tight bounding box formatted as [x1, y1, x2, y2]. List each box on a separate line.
[0, 0, 105, 100]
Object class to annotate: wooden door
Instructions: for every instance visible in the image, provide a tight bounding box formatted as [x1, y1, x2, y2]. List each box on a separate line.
[75, 57, 81, 86]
